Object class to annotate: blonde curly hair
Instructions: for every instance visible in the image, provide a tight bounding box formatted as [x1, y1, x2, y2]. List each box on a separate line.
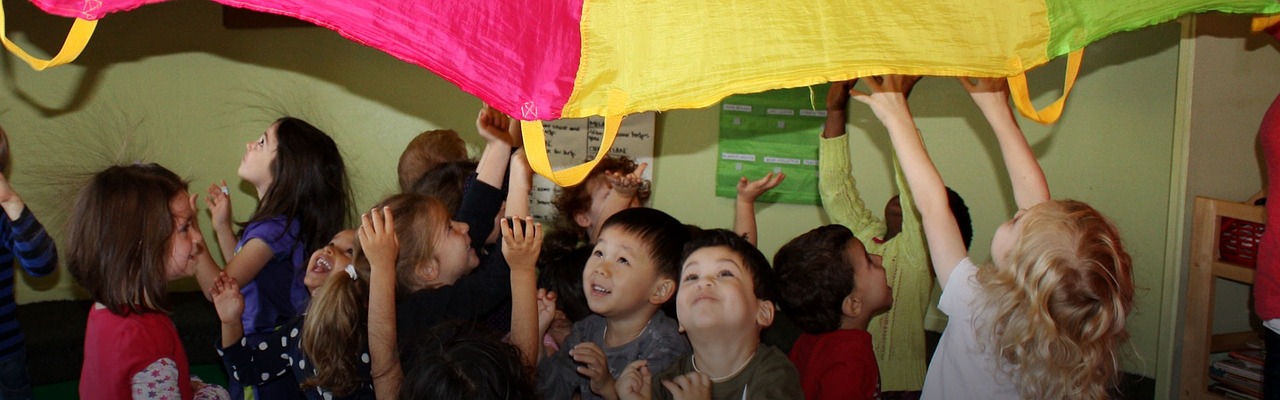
[976, 199, 1134, 400]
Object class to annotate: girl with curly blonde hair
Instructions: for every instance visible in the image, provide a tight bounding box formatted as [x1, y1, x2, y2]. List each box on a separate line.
[850, 75, 1134, 400]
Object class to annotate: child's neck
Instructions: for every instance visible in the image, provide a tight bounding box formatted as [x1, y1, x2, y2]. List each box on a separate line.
[689, 331, 760, 382]
[841, 315, 871, 331]
[603, 311, 654, 347]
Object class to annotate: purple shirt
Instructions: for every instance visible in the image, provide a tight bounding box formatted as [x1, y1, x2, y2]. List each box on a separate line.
[237, 217, 306, 335]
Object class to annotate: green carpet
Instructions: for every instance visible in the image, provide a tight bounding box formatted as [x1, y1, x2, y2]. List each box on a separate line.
[33, 364, 228, 399]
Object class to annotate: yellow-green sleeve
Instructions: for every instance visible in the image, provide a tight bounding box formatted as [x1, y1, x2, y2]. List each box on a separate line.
[818, 134, 886, 244]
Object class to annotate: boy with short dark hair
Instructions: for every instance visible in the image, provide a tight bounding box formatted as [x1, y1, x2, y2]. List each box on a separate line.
[616, 229, 802, 400]
[774, 224, 893, 400]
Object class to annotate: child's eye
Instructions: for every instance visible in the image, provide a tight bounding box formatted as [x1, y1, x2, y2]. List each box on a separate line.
[683, 274, 699, 282]
[592, 250, 604, 258]
[345, 248, 354, 256]
[616, 257, 629, 265]
[718, 270, 735, 278]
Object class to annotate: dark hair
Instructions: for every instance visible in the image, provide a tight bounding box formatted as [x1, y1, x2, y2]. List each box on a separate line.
[772, 225, 858, 334]
[598, 208, 689, 280]
[537, 246, 592, 323]
[246, 117, 353, 256]
[680, 229, 777, 302]
[398, 129, 468, 193]
[409, 159, 479, 215]
[68, 163, 188, 316]
[946, 187, 974, 250]
[301, 237, 369, 396]
[399, 322, 538, 400]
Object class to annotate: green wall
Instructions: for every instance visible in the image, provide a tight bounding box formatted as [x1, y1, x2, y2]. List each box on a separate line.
[3, 0, 1185, 380]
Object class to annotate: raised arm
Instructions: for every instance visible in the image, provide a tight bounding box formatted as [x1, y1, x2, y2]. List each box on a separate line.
[475, 105, 516, 190]
[502, 216, 542, 369]
[734, 172, 785, 246]
[960, 78, 1049, 209]
[205, 180, 237, 262]
[506, 149, 534, 218]
[851, 76, 967, 287]
[0, 173, 58, 277]
[362, 207, 403, 399]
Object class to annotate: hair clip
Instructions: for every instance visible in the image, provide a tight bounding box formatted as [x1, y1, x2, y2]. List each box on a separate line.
[221, 185, 230, 196]
[344, 264, 357, 280]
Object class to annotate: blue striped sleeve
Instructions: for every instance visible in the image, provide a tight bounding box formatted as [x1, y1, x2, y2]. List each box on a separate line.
[8, 207, 56, 277]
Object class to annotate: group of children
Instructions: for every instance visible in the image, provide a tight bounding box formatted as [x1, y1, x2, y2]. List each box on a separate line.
[0, 75, 1135, 399]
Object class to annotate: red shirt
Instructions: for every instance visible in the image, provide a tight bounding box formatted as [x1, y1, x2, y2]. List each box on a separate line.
[788, 329, 881, 400]
[80, 306, 192, 400]
[1258, 16, 1280, 320]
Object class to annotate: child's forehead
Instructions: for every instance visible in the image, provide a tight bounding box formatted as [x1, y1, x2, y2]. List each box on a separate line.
[682, 246, 751, 275]
[599, 227, 651, 251]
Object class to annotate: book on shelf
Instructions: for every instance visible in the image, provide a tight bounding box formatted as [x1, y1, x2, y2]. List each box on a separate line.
[1211, 383, 1262, 400]
[1231, 349, 1265, 366]
[1210, 365, 1264, 399]
[1214, 358, 1264, 381]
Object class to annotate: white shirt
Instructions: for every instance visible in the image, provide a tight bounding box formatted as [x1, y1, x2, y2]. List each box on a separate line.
[921, 258, 1020, 400]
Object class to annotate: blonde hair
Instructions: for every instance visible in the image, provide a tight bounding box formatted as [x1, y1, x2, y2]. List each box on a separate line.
[300, 239, 369, 396]
[975, 200, 1134, 400]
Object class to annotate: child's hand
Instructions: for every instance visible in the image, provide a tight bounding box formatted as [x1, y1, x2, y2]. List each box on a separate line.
[849, 75, 918, 129]
[661, 371, 712, 400]
[606, 162, 649, 198]
[826, 79, 856, 111]
[572, 342, 617, 398]
[736, 172, 785, 203]
[360, 207, 399, 273]
[616, 360, 653, 400]
[210, 273, 243, 325]
[536, 289, 558, 337]
[205, 180, 232, 231]
[501, 216, 542, 273]
[476, 104, 514, 146]
[959, 77, 1011, 113]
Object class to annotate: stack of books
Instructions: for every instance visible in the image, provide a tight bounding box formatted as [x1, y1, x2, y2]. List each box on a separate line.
[1210, 348, 1265, 400]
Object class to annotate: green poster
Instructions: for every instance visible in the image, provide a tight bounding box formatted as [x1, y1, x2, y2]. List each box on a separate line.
[716, 84, 829, 204]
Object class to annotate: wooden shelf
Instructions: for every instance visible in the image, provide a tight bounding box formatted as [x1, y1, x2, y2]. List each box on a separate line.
[1179, 196, 1267, 399]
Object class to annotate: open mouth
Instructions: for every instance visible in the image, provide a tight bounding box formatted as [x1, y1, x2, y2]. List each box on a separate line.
[312, 257, 334, 274]
[591, 284, 612, 296]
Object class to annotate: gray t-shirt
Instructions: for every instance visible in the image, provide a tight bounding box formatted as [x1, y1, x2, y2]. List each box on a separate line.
[652, 345, 802, 400]
[538, 312, 690, 400]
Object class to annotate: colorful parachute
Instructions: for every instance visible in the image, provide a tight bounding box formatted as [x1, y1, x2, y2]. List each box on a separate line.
[6, 0, 1280, 185]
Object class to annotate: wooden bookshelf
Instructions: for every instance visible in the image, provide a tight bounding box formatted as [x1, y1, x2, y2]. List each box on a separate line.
[1180, 196, 1266, 399]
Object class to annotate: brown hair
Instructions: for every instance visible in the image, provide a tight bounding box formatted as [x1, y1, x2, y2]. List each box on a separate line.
[300, 238, 370, 396]
[976, 200, 1134, 400]
[543, 156, 647, 264]
[398, 129, 468, 193]
[372, 193, 452, 294]
[67, 163, 188, 316]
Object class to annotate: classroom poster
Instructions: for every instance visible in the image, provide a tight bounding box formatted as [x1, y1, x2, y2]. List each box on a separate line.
[716, 84, 829, 204]
[529, 112, 656, 221]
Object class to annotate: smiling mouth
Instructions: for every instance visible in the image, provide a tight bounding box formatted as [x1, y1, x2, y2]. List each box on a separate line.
[591, 284, 612, 296]
[313, 257, 333, 274]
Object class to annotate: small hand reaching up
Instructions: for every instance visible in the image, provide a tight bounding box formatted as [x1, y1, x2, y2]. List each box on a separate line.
[501, 216, 543, 273]
[211, 272, 243, 325]
[959, 77, 1012, 115]
[476, 104, 514, 147]
[849, 75, 918, 129]
[736, 172, 785, 203]
[616, 360, 653, 400]
[360, 207, 399, 274]
[607, 162, 650, 198]
[205, 180, 232, 231]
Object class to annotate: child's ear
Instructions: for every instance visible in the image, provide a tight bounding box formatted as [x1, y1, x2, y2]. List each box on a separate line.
[416, 262, 440, 286]
[649, 278, 675, 304]
[756, 299, 776, 328]
[574, 211, 592, 229]
[842, 294, 862, 319]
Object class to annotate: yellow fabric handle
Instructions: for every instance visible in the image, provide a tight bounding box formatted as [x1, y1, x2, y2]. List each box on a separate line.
[1007, 49, 1083, 124]
[0, 0, 97, 71]
[1253, 14, 1280, 33]
[522, 90, 628, 187]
